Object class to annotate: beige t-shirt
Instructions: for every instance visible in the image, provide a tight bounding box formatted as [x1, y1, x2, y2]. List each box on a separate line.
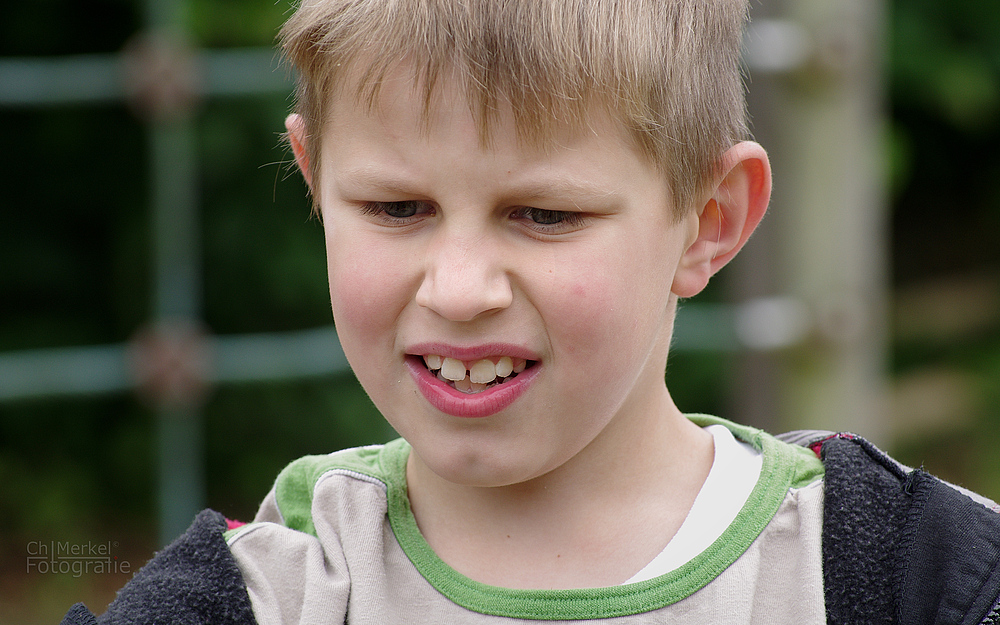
[227, 416, 827, 623]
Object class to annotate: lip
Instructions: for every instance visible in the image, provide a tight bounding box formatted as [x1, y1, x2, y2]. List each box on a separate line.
[406, 342, 540, 363]
[404, 344, 540, 418]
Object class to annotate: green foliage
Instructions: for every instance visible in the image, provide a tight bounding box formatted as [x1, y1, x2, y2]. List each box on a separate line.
[0, 108, 147, 351]
[0, 0, 136, 56]
[889, 0, 1000, 306]
[189, 0, 292, 48]
[198, 96, 333, 334]
[888, 0, 1000, 500]
[893, 0, 1000, 132]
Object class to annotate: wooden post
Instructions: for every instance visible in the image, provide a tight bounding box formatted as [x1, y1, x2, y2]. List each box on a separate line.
[736, 0, 889, 443]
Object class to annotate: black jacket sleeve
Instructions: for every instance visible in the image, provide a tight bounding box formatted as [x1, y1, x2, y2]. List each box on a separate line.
[60, 509, 257, 625]
[819, 434, 1000, 625]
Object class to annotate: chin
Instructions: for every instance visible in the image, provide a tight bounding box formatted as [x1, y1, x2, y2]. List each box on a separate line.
[415, 443, 554, 489]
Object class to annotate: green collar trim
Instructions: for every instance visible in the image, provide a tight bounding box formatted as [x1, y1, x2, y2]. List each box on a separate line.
[380, 416, 823, 619]
[267, 418, 823, 619]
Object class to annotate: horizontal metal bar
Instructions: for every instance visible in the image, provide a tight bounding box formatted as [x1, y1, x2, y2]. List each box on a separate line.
[0, 54, 124, 106]
[201, 48, 291, 97]
[673, 304, 740, 352]
[213, 325, 349, 383]
[0, 343, 132, 401]
[674, 297, 812, 352]
[0, 47, 291, 107]
[0, 300, 811, 403]
[0, 325, 350, 403]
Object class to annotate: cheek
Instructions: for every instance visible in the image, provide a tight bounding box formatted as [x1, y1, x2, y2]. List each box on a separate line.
[329, 267, 378, 332]
[325, 235, 408, 349]
[560, 280, 617, 350]
[541, 245, 675, 364]
[541, 261, 634, 355]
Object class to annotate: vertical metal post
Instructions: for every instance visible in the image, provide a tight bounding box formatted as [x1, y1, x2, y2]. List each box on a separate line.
[144, 0, 204, 545]
[151, 119, 200, 321]
[150, 118, 205, 545]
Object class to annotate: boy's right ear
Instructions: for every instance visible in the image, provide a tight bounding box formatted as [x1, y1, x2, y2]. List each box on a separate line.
[285, 114, 312, 189]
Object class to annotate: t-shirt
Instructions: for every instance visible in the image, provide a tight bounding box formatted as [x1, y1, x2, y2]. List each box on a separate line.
[227, 415, 827, 623]
[625, 424, 763, 583]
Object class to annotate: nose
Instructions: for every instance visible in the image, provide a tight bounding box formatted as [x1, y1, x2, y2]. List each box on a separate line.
[415, 229, 513, 322]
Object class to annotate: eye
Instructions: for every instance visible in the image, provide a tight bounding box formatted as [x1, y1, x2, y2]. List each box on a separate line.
[510, 206, 587, 232]
[359, 200, 434, 224]
[523, 208, 564, 225]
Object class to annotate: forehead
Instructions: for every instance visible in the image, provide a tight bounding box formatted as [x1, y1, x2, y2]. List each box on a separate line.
[323, 60, 637, 161]
[316, 65, 673, 215]
[324, 80, 639, 190]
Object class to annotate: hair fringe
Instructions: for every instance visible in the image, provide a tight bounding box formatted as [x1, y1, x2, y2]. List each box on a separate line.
[279, 0, 751, 218]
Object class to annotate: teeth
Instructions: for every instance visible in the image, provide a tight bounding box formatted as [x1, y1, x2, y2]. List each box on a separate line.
[422, 353, 532, 394]
[495, 356, 513, 378]
[470, 359, 497, 384]
[440, 357, 467, 382]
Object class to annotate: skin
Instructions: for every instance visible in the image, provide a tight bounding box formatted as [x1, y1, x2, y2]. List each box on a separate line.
[286, 67, 771, 589]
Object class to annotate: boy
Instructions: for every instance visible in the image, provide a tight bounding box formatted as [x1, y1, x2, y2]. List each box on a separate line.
[63, 0, 1000, 623]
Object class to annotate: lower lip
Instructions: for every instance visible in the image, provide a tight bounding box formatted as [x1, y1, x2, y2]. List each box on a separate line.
[404, 357, 539, 418]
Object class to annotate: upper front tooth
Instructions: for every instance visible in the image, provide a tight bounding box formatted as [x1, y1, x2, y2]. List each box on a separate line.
[495, 356, 513, 378]
[423, 354, 443, 370]
[440, 357, 467, 381]
[470, 359, 497, 384]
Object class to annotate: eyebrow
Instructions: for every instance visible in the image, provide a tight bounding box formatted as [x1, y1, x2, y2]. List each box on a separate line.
[506, 178, 620, 204]
[335, 167, 422, 196]
[338, 166, 621, 204]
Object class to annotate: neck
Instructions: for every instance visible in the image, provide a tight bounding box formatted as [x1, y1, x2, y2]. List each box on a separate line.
[406, 389, 714, 589]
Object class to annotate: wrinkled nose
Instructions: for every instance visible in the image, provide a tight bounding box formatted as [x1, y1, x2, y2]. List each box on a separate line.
[415, 231, 513, 322]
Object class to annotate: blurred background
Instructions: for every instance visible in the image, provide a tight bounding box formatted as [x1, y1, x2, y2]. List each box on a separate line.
[1, 0, 999, 621]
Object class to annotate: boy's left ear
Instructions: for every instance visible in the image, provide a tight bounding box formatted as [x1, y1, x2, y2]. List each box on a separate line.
[671, 142, 772, 299]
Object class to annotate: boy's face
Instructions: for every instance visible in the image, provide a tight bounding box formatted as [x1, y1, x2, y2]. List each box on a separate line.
[309, 71, 702, 488]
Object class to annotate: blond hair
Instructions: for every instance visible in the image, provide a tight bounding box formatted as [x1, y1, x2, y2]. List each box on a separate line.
[280, 0, 750, 217]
